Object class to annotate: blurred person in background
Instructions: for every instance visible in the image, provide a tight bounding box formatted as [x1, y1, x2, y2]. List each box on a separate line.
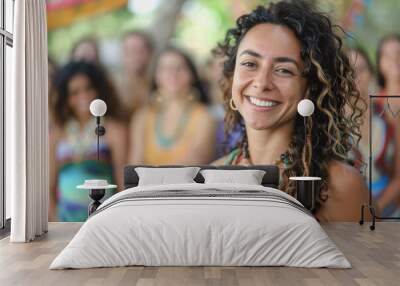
[71, 37, 101, 65]
[348, 47, 400, 216]
[118, 31, 154, 118]
[70, 37, 130, 121]
[346, 47, 376, 168]
[49, 61, 128, 222]
[129, 46, 216, 165]
[374, 34, 400, 215]
[377, 34, 400, 100]
[377, 34, 400, 121]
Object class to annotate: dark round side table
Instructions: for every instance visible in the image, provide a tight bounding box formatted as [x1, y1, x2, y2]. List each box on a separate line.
[77, 180, 117, 216]
[289, 176, 321, 211]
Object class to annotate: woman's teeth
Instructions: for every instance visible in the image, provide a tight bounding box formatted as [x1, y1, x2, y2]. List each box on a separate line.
[249, 97, 278, 107]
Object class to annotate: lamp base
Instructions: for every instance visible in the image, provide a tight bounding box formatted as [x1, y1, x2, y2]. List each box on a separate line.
[88, 189, 105, 216]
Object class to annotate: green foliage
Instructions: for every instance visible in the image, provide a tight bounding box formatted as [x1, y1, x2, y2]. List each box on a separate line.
[48, 0, 400, 68]
[48, 8, 139, 63]
[174, 0, 235, 61]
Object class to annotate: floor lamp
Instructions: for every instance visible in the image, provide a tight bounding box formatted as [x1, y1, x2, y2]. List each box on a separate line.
[77, 99, 116, 216]
[289, 99, 322, 212]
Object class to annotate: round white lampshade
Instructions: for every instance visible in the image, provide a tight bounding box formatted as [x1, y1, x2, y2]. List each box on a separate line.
[77, 179, 117, 190]
[90, 99, 107, 117]
[297, 99, 314, 117]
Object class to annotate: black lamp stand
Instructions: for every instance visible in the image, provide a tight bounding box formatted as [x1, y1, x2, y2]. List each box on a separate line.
[87, 116, 106, 216]
[359, 95, 400, 230]
[95, 116, 106, 161]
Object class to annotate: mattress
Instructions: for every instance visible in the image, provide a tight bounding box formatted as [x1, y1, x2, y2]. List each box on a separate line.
[50, 183, 351, 269]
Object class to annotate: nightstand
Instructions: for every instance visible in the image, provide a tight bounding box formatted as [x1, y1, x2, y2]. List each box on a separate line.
[289, 176, 321, 211]
[77, 180, 117, 215]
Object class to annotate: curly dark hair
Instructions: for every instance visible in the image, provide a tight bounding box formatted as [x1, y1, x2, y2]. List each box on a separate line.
[151, 46, 209, 105]
[376, 33, 400, 88]
[215, 0, 365, 209]
[54, 61, 123, 126]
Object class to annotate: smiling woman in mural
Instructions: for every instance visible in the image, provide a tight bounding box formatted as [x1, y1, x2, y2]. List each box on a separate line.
[213, 0, 370, 221]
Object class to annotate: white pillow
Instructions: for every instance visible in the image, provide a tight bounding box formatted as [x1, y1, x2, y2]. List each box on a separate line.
[135, 167, 201, 186]
[200, 169, 266, 185]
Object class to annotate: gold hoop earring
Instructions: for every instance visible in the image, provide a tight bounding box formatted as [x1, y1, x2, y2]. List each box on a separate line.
[230, 98, 238, 111]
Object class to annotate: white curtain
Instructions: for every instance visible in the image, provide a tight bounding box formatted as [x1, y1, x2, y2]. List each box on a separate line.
[7, 0, 49, 242]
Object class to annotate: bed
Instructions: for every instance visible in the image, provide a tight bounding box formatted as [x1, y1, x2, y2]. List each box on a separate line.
[50, 165, 350, 269]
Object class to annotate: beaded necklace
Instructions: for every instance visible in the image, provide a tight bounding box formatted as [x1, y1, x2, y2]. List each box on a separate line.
[227, 147, 290, 170]
[155, 101, 194, 149]
[65, 117, 97, 159]
[233, 121, 290, 168]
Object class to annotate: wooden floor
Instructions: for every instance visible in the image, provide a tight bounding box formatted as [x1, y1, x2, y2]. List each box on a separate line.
[0, 222, 399, 286]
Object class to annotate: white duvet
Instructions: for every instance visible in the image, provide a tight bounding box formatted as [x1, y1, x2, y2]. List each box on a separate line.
[50, 183, 351, 269]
